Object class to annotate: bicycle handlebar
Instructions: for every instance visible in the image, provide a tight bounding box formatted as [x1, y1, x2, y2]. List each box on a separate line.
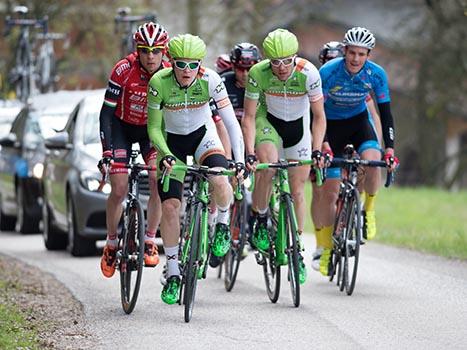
[330, 157, 395, 187]
[4, 17, 48, 36]
[250, 159, 323, 192]
[161, 164, 236, 193]
[97, 162, 157, 192]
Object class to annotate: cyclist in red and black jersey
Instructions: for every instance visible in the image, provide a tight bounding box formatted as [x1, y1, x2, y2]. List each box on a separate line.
[99, 22, 170, 278]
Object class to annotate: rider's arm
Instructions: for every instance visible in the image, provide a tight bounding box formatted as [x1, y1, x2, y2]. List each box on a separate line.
[366, 95, 383, 145]
[99, 58, 132, 156]
[371, 64, 395, 152]
[215, 120, 232, 159]
[242, 67, 261, 156]
[210, 98, 232, 159]
[99, 102, 114, 156]
[210, 72, 244, 163]
[310, 99, 326, 152]
[147, 75, 172, 157]
[377, 101, 395, 152]
[306, 62, 326, 151]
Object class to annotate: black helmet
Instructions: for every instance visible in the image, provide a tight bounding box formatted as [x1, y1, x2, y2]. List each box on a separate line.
[318, 41, 344, 65]
[230, 42, 261, 68]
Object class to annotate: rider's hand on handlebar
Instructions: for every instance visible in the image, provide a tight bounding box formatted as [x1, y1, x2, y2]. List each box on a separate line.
[234, 162, 247, 180]
[312, 150, 324, 168]
[383, 149, 399, 172]
[322, 146, 334, 167]
[159, 155, 176, 173]
[98, 152, 113, 174]
[245, 154, 257, 172]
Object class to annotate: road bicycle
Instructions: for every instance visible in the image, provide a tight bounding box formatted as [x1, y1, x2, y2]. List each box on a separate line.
[328, 144, 394, 295]
[253, 160, 322, 307]
[4, 6, 48, 102]
[99, 150, 156, 314]
[114, 7, 157, 58]
[35, 32, 65, 93]
[162, 164, 236, 322]
[221, 180, 247, 292]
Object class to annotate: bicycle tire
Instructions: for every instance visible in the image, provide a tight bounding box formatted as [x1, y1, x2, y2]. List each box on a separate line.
[178, 190, 194, 305]
[343, 189, 361, 295]
[119, 199, 145, 314]
[183, 202, 201, 322]
[262, 205, 280, 303]
[285, 195, 300, 307]
[224, 196, 247, 292]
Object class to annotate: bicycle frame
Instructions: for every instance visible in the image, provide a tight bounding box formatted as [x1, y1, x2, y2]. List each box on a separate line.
[255, 160, 317, 265]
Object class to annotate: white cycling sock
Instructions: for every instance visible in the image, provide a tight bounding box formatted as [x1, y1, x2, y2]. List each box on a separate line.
[208, 207, 218, 226]
[164, 245, 179, 277]
[216, 204, 230, 225]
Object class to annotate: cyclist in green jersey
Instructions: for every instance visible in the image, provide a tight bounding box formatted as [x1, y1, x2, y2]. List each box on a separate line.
[147, 34, 245, 304]
[242, 28, 326, 284]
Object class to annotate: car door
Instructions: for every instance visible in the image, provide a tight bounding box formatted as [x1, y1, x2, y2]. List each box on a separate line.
[0, 109, 26, 215]
[47, 104, 79, 230]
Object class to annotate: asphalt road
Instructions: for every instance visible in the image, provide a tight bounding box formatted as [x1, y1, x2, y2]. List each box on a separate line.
[1, 232, 466, 350]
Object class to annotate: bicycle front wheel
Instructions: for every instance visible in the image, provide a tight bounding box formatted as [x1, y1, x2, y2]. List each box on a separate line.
[224, 197, 247, 292]
[343, 190, 361, 295]
[183, 203, 201, 322]
[285, 195, 300, 307]
[119, 199, 145, 314]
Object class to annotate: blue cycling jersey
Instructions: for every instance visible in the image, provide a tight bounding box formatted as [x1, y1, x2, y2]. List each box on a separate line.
[319, 57, 390, 120]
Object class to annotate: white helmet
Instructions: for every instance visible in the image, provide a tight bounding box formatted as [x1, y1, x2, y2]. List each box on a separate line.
[343, 27, 375, 50]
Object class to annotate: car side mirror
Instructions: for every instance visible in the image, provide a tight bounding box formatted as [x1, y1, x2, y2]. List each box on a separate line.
[45, 131, 72, 150]
[0, 133, 19, 148]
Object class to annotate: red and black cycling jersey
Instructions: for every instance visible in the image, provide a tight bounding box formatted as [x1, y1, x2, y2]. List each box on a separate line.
[99, 52, 170, 153]
[221, 71, 245, 121]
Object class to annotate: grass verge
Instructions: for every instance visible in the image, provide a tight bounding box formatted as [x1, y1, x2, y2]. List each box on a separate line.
[304, 184, 467, 259]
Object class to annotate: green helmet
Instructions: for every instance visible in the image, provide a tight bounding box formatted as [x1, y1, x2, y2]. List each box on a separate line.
[168, 34, 206, 60]
[262, 28, 298, 59]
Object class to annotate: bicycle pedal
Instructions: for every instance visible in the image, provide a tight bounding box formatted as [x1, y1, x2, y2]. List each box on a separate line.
[254, 252, 266, 266]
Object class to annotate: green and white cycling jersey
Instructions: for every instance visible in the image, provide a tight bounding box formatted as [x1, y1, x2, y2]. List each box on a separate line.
[245, 58, 323, 160]
[245, 58, 323, 122]
[147, 66, 244, 164]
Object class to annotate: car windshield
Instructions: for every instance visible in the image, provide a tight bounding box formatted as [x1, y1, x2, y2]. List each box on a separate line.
[83, 109, 100, 145]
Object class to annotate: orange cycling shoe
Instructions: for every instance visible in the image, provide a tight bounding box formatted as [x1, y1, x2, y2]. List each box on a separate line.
[144, 241, 160, 267]
[100, 245, 117, 278]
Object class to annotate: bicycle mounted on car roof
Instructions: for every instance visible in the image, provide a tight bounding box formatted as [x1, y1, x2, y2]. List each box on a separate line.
[4, 6, 47, 102]
[114, 7, 157, 58]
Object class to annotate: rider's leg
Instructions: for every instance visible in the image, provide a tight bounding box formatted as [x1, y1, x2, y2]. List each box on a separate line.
[361, 148, 382, 240]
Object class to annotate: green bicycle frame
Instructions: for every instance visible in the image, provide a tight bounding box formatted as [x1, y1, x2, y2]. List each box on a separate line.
[253, 160, 320, 266]
[162, 165, 238, 276]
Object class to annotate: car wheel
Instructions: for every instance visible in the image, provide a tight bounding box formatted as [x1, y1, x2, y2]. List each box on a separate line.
[0, 194, 16, 231]
[67, 195, 96, 257]
[42, 199, 67, 250]
[15, 184, 39, 234]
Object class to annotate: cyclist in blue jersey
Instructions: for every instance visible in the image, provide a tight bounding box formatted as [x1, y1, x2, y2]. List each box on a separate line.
[310, 40, 383, 271]
[316, 27, 398, 276]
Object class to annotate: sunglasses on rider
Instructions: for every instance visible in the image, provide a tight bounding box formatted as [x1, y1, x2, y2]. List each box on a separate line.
[137, 45, 163, 54]
[270, 56, 295, 67]
[174, 60, 201, 71]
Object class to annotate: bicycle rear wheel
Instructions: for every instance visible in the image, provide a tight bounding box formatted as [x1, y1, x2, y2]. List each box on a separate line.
[224, 197, 247, 292]
[285, 196, 300, 307]
[183, 203, 201, 322]
[343, 190, 361, 295]
[119, 199, 145, 314]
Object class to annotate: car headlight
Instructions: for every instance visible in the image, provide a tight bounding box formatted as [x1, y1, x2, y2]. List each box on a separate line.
[32, 163, 44, 179]
[79, 170, 111, 194]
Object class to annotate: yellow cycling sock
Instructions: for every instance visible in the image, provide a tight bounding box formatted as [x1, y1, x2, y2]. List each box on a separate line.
[314, 227, 323, 247]
[364, 193, 377, 212]
[319, 225, 334, 249]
